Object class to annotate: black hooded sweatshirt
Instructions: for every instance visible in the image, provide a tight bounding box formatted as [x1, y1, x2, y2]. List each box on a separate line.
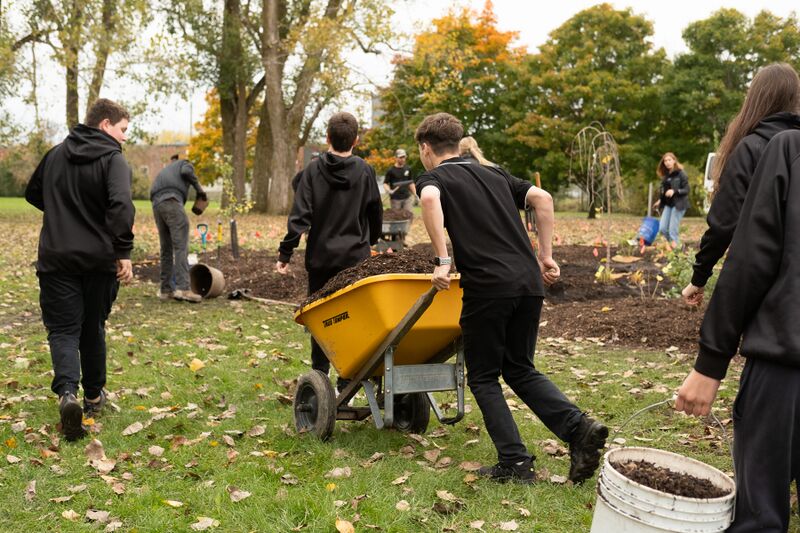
[25, 124, 135, 274]
[692, 112, 800, 287]
[278, 152, 382, 273]
[695, 129, 800, 380]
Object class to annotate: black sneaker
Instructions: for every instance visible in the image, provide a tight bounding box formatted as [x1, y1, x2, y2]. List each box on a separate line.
[569, 416, 608, 484]
[478, 457, 536, 484]
[59, 392, 87, 442]
[83, 390, 107, 418]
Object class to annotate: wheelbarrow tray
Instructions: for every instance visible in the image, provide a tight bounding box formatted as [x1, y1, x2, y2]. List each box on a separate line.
[294, 274, 462, 379]
[381, 219, 411, 234]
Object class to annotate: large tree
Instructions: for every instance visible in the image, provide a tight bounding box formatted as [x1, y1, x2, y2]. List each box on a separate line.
[660, 8, 800, 166]
[363, 2, 526, 177]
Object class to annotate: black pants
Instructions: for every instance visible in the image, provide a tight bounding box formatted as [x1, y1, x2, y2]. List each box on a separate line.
[460, 295, 583, 464]
[38, 273, 119, 398]
[728, 358, 800, 532]
[307, 268, 340, 375]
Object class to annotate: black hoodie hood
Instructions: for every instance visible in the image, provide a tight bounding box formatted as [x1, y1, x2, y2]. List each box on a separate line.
[752, 111, 800, 142]
[63, 124, 122, 164]
[318, 152, 366, 190]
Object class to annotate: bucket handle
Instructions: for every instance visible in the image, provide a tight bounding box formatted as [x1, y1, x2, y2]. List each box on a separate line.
[611, 395, 736, 524]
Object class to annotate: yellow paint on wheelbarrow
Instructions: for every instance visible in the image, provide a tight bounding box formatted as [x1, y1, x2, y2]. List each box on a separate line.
[294, 274, 463, 380]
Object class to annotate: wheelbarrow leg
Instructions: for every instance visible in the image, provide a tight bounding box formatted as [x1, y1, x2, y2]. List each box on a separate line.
[427, 345, 466, 425]
[383, 347, 394, 429]
[362, 378, 384, 429]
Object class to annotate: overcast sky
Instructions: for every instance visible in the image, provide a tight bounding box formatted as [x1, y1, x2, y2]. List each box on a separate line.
[3, 0, 799, 140]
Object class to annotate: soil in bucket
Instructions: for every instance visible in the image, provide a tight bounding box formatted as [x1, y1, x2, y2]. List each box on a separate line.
[611, 459, 732, 499]
[383, 208, 414, 221]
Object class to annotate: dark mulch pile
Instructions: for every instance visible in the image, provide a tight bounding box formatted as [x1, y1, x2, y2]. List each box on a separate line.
[383, 208, 414, 221]
[611, 460, 731, 499]
[541, 297, 704, 352]
[303, 248, 439, 306]
[134, 248, 308, 303]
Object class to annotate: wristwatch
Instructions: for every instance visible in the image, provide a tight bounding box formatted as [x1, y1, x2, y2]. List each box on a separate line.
[433, 257, 452, 266]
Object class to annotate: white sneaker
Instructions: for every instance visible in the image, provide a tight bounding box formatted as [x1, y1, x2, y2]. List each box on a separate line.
[173, 289, 202, 303]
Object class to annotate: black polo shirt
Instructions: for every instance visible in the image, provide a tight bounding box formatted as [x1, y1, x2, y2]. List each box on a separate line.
[415, 157, 543, 298]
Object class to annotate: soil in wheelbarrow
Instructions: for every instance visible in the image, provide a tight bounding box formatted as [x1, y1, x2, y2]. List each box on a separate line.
[611, 460, 731, 499]
[303, 248, 449, 306]
[133, 248, 309, 303]
[383, 208, 414, 221]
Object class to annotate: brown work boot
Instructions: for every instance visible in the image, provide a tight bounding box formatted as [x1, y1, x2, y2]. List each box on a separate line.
[173, 289, 202, 303]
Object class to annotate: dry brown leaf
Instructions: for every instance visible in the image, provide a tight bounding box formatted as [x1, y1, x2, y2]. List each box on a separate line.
[518, 507, 531, 517]
[498, 520, 519, 531]
[335, 518, 355, 533]
[90, 458, 117, 475]
[469, 521, 485, 530]
[325, 467, 352, 479]
[24, 480, 36, 502]
[148, 445, 165, 457]
[49, 495, 73, 503]
[190, 516, 220, 530]
[407, 434, 430, 447]
[122, 422, 144, 436]
[188, 359, 206, 372]
[391, 472, 411, 485]
[360, 452, 384, 468]
[6, 454, 20, 464]
[549, 474, 568, 484]
[67, 483, 87, 493]
[281, 473, 298, 485]
[61, 509, 80, 521]
[395, 500, 410, 512]
[227, 486, 251, 503]
[86, 510, 110, 523]
[458, 461, 482, 471]
[105, 521, 123, 532]
[423, 449, 441, 463]
[247, 425, 265, 437]
[463, 473, 478, 484]
[85, 439, 106, 461]
[163, 500, 184, 508]
[434, 457, 453, 469]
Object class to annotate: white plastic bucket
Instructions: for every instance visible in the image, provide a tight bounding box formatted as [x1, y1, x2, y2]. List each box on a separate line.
[590, 447, 735, 532]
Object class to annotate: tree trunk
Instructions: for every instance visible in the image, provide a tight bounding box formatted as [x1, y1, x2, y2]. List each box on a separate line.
[65, 43, 79, 128]
[85, 0, 114, 116]
[251, 100, 272, 212]
[219, 95, 236, 209]
[266, 134, 294, 215]
[232, 83, 248, 202]
[587, 188, 597, 219]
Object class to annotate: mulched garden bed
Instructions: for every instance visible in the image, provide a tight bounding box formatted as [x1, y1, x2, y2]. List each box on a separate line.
[382, 208, 414, 221]
[611, 460, 731, 499]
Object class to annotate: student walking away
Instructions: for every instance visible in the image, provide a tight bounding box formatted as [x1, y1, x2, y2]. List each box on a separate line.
[150, 154, 207, 303]
[25, 98, 135, 441]
[676, 129, 800, 532]
[414, 113, 608, 484]
[652, 152, 689, 247]
[384, 148, 416, 212]
[276, 112, 382, 386]
[682, 63, 800, 306]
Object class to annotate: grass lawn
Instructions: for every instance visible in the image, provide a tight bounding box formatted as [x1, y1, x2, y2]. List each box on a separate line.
[0, 197, 796, 532]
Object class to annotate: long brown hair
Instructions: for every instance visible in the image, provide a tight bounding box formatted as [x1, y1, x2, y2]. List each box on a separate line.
[714, 63, 800, 189]
[657, 152, 683, 178]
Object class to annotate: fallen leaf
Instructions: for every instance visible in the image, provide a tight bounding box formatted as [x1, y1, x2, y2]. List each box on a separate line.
[122, 422, 144, 436]
[190, 517, 220, 530]
[549, 474, 568, 484]
[325, 467, 352, 479]
[164, 500, 184, 508]
[335, 518, 355, 533]
[49, 495, 73, 503]
[247, 425, 265, 437]
[436, 490, 460, 503]
[498, 520, 519, 531]
[458, 461, 482, 471]
[423, 449, 441, 463]
[148, 445, 165, 457]
[281, 473, 298, 485]
[360, 452, 384, 468]
[326, 483, 336, 492]
[469, 520, 485, 530]
[85, 439, 106, 461]
[463, 473, 478, 484]
[395, 500, 410, 512]
[518, 507, 531, 517]
[62, 509, 80, 521]
[189, 359, 206, 372]
[67, 484, 87, 493]
[24, 480, 36, 501]
[90, 458, 117, 475]
[227, 486, 251, 502]
[6, 454, 20, 464]
[434, 457, 453, 469]
[86, 510, 110, 523]
[105, 521, 123, 532]
[391, 472, 411, 485]
[11, 421, 26, 432]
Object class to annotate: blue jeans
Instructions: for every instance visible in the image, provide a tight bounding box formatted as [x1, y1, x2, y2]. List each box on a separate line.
[659, 206, 686, 244]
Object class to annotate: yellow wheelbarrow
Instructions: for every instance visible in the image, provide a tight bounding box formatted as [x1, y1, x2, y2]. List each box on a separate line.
[292, 274, 465, 440]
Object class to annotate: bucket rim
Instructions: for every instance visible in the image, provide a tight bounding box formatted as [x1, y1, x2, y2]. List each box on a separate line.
[603, 447, 735, 504]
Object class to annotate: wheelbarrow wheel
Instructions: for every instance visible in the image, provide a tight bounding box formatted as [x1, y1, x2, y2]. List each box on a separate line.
[293, 370, 336, 440]
[393, 392, 430, 434]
